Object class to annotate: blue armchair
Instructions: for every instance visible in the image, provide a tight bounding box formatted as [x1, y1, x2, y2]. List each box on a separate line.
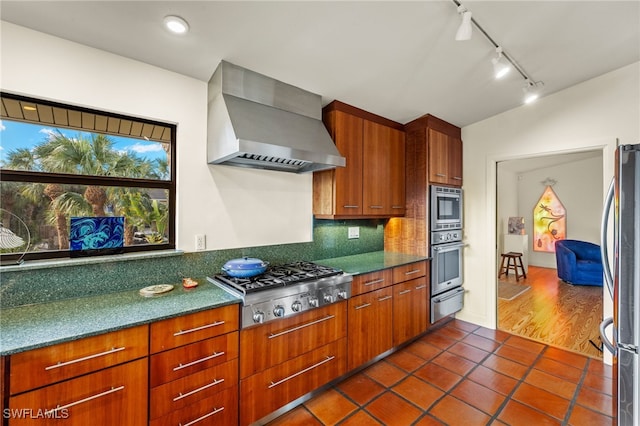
[555, 239, 603, 286]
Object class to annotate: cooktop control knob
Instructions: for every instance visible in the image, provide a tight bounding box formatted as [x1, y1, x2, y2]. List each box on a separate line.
[309, 297, 319, 308]
[337, 290, 348, 300]
[253, 311, 265, 324]
[291, 300, 302, 312]
[324, 293, 335, 303]
[273, 305, 285, 317]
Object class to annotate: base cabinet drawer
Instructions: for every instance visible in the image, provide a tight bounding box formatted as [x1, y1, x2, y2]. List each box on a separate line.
[240, 338, 347, 425]
[149, 387, 238, 426]
[8, 358, 147, 426]
[150, 358, 237, 419]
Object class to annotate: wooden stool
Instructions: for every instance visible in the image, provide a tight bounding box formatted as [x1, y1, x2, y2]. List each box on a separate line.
[499, 252, 527, 282]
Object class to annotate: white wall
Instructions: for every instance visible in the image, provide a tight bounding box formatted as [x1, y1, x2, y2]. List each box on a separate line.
[0, 22, 313, 251]
[459, 61, 639, 347]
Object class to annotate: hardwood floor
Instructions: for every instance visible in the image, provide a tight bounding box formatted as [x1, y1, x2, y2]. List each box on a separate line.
[497, 266, 603, 359]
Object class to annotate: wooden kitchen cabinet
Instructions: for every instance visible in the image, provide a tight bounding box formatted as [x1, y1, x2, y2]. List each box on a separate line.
[392, 261, 429, 346]
[350, 268, 393, 296]
[347, 286, 393, 370]
[313, 100, 405, 219]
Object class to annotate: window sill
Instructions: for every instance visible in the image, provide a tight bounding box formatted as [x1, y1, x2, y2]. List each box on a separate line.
[1, 250, 185, 273]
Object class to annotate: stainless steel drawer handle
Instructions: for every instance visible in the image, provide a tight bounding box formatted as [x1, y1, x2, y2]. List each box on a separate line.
[364, 278, 385, 286]
[354, 302, 371, 310]
[180, 407, 225, 426]
[343, 205, 359, 208]
[405, 269, 421, 276]
[369, 205, 383, 209]
[378, 295, 393, 302]
[173, 352, 225, 371]
[398, 289, 412, 295]
[45, 347, 126, 370]
[47, 385, 124, 413]
[392, 206, 404, 209]
[415, 284, 427, 290]
[174, 321, 225, 336]
[453, 176, 462, 180]
[436, 173, 446, 177]
[268, 356, 335, 389]
[268, 315, 335, 339]
[173, 378, 225, 401]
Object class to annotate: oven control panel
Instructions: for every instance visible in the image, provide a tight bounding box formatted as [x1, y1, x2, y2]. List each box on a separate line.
[431, 230, 463, 245]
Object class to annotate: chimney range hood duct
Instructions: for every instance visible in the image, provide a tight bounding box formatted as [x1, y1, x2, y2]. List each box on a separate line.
[207, 61, 346, 173]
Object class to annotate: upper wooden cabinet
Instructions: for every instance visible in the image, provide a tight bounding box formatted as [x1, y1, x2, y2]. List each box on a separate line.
[405, 114, 463, 187]
[313, 101, 406, 219]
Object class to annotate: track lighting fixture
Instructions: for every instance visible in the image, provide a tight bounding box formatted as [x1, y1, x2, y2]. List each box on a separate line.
[492, 47, 511, 79]
[455, 5, 473, 41]
[451, 0, 543, 103]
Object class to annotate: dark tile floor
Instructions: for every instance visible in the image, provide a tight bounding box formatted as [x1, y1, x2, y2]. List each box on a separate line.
[267, 319, 614, 426]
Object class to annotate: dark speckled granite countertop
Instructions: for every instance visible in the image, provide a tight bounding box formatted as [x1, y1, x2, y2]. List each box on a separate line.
[0, 279, 240, 355]
[317, 251, 429, 275]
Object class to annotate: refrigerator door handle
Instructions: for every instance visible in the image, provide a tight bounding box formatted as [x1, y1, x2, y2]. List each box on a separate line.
[600, 178, 615, 299]
[599, 316, 617, 355]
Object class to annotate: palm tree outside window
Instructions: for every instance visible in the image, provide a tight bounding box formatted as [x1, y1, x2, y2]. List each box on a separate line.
[0, 92, 176, 262]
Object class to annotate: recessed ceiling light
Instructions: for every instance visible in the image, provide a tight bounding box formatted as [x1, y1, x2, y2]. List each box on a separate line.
[22, 105, 37, 111]
[163, 15, 189, 35]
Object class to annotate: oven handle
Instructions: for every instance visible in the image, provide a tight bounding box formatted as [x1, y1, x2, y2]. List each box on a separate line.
[267, 315, 335, 339]
[432, 242, 465, 251]
[433, 287, 464, 303]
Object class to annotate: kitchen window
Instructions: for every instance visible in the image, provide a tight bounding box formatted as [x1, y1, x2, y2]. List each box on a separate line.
[0, 92, 176, 263]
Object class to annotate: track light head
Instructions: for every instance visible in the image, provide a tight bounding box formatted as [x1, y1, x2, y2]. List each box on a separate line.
[523, 79, 540, 104]
[492, 47, 511, 79]
[455, 5, 473, 41]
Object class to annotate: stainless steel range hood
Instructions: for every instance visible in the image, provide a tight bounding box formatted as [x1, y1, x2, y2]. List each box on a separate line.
[207, 61, 346, 173]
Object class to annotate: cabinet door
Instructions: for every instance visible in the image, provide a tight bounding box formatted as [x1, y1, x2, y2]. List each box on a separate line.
[347, 287, 393, 370]
[363, 121, 390, 215]
[334, 111, 364, 216]
[448, 136, 463, 186]
[388, 127, 406, 215]
[428, 128, 449, 184]
[9, 359, 148, 426]
[393, 277, 428, 346]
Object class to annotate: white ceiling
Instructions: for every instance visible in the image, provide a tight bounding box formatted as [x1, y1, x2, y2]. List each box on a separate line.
[1, 1, 638, 128]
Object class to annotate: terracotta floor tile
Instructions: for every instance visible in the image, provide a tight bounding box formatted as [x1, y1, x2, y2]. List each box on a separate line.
[568, 404, 615, 426]
[468, 365, 519, 396]
[582, 371, 614, 396]
[420, 332, 457, 350]
[337, 409, 382, 426]
[504, 334, 546, 354]
[304, 389, 358, 425]
[495, 343, 540, 365]
[450, 379, 505, 415]
[449, 318, 480, 333]
[413, 362, 462, 391]
[385, 349, 427, 372]
[365, 391, 422, 425]
[268, 406, 322, 426]
[535, 357, 583, 383]
[448, 341, 490, 363]
[363, 360, 406, 387]
[336, 372, 385, 405]
[473, 327, 510, 343]
[588, 359, 613, 379]
[432, 351, 477, 376]
[576, 386, 615, 417]
[524, 368, 578, 400]
[543, 346, 588, 369]
[462, 333, 501, 352]
[436, 324, 469, 341]
[413, 415, 446, 425]
[391, 375, 444, 410]
[512, 382, 571, 420]
[497, 400, 561, 426]
[482, 354, 529, 379]
[404, 340, 442, 360]
[430, 395, 491, 425]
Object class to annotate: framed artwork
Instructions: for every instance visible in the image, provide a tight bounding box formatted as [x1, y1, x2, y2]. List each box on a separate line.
[508, 217, 525, 235]
[533, 186, 566, 252]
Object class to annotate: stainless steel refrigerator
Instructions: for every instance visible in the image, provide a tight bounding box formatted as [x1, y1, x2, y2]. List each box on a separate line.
[600, 143, 640, 426]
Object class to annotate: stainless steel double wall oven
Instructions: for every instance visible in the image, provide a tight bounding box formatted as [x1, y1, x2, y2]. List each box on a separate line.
[430, 185, 464, 323]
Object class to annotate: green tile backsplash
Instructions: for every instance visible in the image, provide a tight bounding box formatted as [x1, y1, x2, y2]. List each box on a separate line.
[0, 219, 385, 308]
